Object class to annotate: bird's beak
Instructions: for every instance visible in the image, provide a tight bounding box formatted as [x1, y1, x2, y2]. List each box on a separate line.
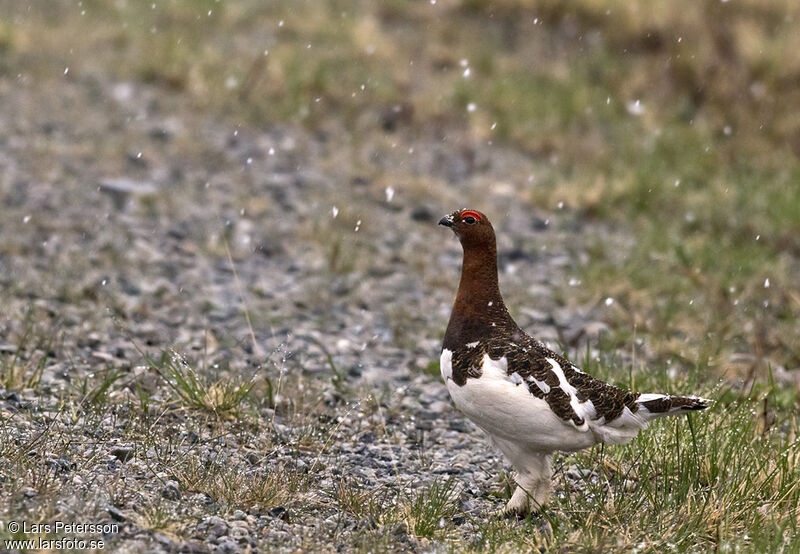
[439, 214, 455, 228]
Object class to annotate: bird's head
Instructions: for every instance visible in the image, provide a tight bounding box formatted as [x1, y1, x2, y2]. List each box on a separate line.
[439, 209, 496, 249]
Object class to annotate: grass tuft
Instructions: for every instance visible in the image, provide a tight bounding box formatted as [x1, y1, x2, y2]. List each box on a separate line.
[331, 477, 395, 522]
[148, 350, 254, 416]
[401, 478, 461, 539]
[173, 456, 307, 512]
[0, 313, 54, 392]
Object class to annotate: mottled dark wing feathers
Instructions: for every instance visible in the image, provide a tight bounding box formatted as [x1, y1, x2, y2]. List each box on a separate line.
[449, 347, 484, 386]
[448, 323, 642, 425]
[640, 396, 708, 413]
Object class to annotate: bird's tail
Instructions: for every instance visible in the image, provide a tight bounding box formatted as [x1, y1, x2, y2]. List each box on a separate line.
[636, 393, 710, 420]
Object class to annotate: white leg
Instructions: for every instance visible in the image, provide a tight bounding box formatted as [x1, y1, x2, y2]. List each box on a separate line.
[531, 458, 553, 509]
[486, 435, 554, 516]
[495, 449, 553, 517]
[503, 482, 533, 516]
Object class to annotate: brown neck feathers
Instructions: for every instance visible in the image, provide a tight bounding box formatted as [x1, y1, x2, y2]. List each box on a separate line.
[443, 239, 513, 349]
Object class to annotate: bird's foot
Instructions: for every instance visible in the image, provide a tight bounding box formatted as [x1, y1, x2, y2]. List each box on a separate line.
[498, 502, 553, 541]
[498, 486, 529, 518]
[498, 487, 547, 519]
[497, 503, 549, 521]
[497, 504, 528, 520]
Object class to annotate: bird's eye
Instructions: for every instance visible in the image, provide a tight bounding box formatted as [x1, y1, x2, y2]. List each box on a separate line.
[459, 210, 482, 224]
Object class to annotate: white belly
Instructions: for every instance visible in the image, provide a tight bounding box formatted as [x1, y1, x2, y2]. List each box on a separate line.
[441, 350, 596, 453]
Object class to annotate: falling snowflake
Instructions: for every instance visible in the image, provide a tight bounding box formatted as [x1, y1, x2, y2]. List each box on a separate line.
[626, 100, 645, 116]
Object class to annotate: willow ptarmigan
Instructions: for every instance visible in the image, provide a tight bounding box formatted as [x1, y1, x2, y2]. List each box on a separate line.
[439, 208, 708, 516]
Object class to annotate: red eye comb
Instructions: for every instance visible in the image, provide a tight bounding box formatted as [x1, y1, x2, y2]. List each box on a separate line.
[460, 210, 482, 221]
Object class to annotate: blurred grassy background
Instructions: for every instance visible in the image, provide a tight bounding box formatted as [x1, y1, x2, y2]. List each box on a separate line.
[2, 0, 798, 381]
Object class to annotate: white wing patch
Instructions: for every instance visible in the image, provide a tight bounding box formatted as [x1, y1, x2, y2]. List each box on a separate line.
[528, 376, 550, 394]
[466, 341, 479, 349]
[508, 372, 524, 386]
[546, 357, 592, 429]
[485, 353, 508, 373]
[545, 358, 575, 395]
[440, 348, 453, 382]
[637, 393, 667, 403]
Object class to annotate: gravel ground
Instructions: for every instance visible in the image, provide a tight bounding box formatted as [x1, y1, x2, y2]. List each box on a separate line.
[1, 72, 627, 552]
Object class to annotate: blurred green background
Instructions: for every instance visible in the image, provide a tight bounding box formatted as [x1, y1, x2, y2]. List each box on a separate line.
[4, 0, 796, 380]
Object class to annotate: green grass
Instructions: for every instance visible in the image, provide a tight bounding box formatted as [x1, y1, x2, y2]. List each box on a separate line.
[1, 320, 798, 550]
[172, 455, 309, 513]
[0, 313, 55, 392]
[134, 500, 176, 533]
[460, 370, 800, 552]
[146, 350, 256, 417]
[329, 477, 395, 522]
[402, 478, 461, 539]
[551, 402, 799, 550]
